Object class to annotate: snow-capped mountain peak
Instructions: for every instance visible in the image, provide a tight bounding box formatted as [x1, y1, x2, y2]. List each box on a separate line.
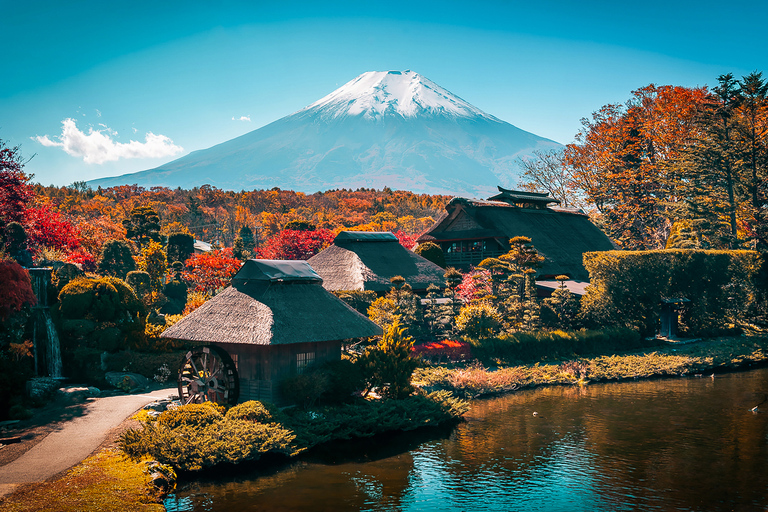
[302, 70, 500, 121]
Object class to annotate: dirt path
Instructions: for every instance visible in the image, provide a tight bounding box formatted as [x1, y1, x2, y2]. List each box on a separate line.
[0, 387, 176, 497]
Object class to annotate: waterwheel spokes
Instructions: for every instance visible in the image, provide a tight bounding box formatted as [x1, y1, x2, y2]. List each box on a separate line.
[177, 345, 239, 406]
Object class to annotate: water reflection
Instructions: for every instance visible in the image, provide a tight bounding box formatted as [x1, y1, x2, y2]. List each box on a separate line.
[167, 368, 768, 511]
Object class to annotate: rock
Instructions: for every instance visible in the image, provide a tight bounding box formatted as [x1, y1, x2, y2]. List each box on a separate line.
[143, 399, 171, 412]
[27, 377, 62, 399]
[105, 372, 150, 392]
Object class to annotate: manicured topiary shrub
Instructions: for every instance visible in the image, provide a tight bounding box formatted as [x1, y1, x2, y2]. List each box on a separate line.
[581, 249, 766, 336]
[97, 239, 136, 279]
[158, 402, 223, 429]
[225, 401, 277, 423]
[415, 241, 446, 268]
[56, 276, 146, 378]
[455, 302, 502, 340]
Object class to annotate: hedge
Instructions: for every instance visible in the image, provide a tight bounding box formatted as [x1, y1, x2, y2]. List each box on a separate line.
[581, 249, 766, 336]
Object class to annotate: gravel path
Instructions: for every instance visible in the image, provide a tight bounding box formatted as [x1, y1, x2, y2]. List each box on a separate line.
[0, 387, 176, 497]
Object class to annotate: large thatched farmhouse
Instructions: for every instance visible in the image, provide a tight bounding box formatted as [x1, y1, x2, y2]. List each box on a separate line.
[161, 259, 381, 405]
[417, 187, 614, 281]
[307, 231, 446, 294]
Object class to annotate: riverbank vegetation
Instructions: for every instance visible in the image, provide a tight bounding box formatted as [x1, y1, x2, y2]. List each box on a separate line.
[413, 335, 768, 398]
[118, 391, 468, 473]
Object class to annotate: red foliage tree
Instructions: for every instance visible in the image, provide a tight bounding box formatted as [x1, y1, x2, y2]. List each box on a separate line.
[24, 204, 81, 252]
[0, 259, 36, 321]
[0, 141, 34, 226]
[182, 247, 242, 295]
[255, 229, 334, 260]
[393, 230, 417, 250]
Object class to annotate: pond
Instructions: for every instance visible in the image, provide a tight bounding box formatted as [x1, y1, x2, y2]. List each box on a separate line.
[165, 367, 768, 511]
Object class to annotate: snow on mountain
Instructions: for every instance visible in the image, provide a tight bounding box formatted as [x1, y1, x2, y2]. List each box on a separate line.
[302, 70, 499, 122]
[89, 71, 561, 197]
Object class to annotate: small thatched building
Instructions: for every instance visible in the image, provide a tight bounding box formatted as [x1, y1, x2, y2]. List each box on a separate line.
[161, 259, 382, 405]
[417, 187, 615, 280]
[307, 231, 446, 295]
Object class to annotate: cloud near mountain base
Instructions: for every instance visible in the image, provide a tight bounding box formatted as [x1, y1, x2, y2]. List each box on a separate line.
[34, 118, 183, 164]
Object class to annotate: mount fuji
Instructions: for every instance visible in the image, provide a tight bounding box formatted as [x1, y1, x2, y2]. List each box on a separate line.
[89, 71, 561, 197]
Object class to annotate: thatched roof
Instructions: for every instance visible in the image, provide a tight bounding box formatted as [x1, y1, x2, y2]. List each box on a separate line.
[161, 260, 381, 345]
[307, 231, 445, 293]
[418, 196, 614, 280]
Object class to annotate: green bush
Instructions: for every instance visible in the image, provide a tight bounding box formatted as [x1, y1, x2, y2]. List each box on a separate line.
[56, 276, 146, 359]
[225, 400, 278, 423]
[97, 239, 136, 280]
[279, 371, 329, 409]
[333, 290, 377, 315]
[469, 327, 649, 364]
[120, 410, 296, 472]
[157, 402, 223, 430]
[455, 302, 502, 339]
[581, 249, 766, 336]
[415, 241, 446, 268]
[282, 391, 468, 449]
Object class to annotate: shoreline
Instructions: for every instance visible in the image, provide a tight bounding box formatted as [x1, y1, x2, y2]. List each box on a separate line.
[1, 335, 767, 510]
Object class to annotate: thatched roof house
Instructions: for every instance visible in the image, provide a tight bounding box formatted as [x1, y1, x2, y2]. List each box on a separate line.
[417, 187, 615, 280]
[307, 231, 446, 294]
[161, 259, 381, 405]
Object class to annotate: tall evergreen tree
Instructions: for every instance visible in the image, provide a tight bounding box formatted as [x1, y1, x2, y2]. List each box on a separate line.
[123, 205, 161, 248]
[681, 74, 743, 248]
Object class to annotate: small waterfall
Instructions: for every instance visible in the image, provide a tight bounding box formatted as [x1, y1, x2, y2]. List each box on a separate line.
[44, 311, 62, 378]
[27, 267, 63, 378]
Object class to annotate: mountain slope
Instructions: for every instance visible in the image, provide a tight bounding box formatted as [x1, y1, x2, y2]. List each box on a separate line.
[89, 71, 561, 197]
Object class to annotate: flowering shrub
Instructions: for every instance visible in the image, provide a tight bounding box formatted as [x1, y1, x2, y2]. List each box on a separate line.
[412, 340, 472, 363]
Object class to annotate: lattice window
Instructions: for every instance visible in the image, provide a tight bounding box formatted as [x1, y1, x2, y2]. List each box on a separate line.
[231, 354, 239, 370]
[296, 352, 315, 374]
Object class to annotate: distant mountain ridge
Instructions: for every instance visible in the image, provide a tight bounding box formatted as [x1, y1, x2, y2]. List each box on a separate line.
[89, 70, 561, 197]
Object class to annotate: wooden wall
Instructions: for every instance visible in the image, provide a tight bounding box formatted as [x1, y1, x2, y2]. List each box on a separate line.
[215, 340, 342, 405]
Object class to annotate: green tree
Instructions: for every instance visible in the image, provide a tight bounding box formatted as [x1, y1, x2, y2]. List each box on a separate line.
[166, 232, 195, 265]
[679, 74, 743, 248]
[97, 239, 136, 280]
[232, 226, 256, 261]
[138, 241, 167, 293]
[542, 275, 580, 329]
[123, 205, 161, 248]
[734, 71, 768, 249]
[414, 241, 446, 268]
[359, 319, 418, 399]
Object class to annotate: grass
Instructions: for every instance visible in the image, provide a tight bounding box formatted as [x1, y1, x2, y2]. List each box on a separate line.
[0, 449, 164, 512]
[413, 335, 768, 398]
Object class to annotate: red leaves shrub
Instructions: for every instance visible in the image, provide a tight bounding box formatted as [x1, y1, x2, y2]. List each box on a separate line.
[255, 229, 334, 260]
[182, 247, 242, 295]
[0, 259, 36, 321]
[411, 340, 472, 363]
[65, 247, 97, 272]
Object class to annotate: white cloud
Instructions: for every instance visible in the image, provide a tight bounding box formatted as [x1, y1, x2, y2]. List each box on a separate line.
[232, 115, 251, 122]
[34, 118, 183, 164]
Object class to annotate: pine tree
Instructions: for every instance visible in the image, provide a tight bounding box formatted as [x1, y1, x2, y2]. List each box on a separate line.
[233, 226, 256, 260]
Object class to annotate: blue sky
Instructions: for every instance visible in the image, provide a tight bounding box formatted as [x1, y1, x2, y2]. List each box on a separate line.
[2, 0, 766, 187]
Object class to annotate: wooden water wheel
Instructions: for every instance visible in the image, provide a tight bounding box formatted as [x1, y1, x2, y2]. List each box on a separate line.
[177, 345, 239, 405]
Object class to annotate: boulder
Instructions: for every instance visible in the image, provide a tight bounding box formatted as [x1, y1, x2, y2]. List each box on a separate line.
[105, 371, 150, 392]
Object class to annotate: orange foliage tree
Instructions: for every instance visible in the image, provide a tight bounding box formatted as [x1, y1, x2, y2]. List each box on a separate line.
[565, 84, 708, 249]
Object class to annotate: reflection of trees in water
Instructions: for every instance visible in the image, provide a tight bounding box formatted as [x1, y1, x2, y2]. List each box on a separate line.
[169, 369, 768, 511]
[442, 371, 768, 511]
